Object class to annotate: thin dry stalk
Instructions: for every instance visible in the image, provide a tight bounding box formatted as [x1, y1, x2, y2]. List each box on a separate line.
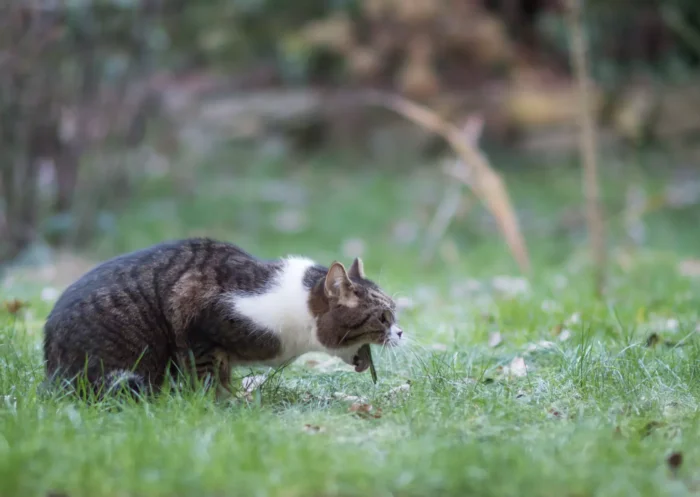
[366, 92, 530, 274]
[566, 0, 606, 295]
[421, 182, 464, 264]
[420, 114, 482, 264]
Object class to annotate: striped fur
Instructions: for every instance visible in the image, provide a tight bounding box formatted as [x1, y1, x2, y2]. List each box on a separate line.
[43, 238, 402, 399]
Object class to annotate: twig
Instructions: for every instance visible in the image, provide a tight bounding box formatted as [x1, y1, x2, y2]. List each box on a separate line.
[421, 182, 464, 264]
[566, 0, 606, 295]
[365, 91, 530, 274]
[420, 114, 483, 264]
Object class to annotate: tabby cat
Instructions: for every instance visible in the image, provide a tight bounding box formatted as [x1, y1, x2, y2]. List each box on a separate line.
[43, 238, 402, 399]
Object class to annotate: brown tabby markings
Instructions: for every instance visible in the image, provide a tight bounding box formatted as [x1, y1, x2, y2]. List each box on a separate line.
[43, 238, 401, 399]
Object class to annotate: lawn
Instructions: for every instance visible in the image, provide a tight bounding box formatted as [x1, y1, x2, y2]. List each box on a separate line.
[1, 145, 699, 497]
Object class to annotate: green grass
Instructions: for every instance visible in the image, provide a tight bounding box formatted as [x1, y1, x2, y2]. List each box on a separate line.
[1, 145, 700, 496]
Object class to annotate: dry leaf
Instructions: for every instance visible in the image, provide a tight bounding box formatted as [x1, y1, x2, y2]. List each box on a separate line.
[526, 340, 556, 352]
[333, 392, 366, 403]
[488, 331, 503, 348]
[547, 407, 562, 418]
[506, 356, 528, 377]
[303, 424, 324, 434]
[567, 312, 582, 325]
[387, 384, 410, 395]
[667, 451, 683, 474]
[679, 259, 700, 278]
[365, 91, 530, 274]
[349, 402, 382, 419]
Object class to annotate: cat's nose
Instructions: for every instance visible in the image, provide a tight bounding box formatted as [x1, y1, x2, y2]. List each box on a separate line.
[390, 323, 403, 338]
[397, 330, 403, 338]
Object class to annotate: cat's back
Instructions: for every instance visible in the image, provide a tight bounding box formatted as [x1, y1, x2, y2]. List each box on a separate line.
[47, 238, 257, 318]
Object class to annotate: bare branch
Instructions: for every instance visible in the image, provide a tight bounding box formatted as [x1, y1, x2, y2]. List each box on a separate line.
[365, 91, 531, 274]
[566, 0, 607, 295]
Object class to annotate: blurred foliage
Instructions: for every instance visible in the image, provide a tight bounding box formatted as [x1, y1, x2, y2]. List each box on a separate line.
[0, 1, 168, 263]
[152, 0, 700, 92]
[4, 0, 700, 265]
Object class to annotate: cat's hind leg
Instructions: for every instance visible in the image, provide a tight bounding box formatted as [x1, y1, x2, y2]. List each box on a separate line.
[103, 369, 149, 399]
[212, 349, 233, 402]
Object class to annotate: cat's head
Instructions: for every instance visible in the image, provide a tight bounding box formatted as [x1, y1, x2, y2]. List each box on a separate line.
[309, 258, 403, 372]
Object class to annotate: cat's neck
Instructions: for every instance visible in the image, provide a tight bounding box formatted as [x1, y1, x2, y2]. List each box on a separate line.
[225, 256, 326, 362]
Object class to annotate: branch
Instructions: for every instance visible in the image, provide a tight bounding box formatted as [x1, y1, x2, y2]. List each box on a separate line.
[566, 0, 607, 295]
[365, 91, 530, 274]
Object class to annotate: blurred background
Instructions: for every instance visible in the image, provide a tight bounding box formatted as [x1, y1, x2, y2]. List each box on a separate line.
[2, 0, 700, 295]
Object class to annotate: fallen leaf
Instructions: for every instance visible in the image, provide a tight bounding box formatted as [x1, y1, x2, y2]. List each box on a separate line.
[667, 451, 683, 474]
[387, 384, 410, 395]
[303, 424, 324, 434]
[241, 375, 267, 393]
[547, 407, 562, 418]
[488, 331, 503, 348]
[526, 340, 556, 352]
[349, 402, 382, 419]
[566, 312, 581, 325]
[506, 356, 528, 377]
[679, 258, 700, 278]
[646, 333, 660, 348]
[333, 392, 366, 403]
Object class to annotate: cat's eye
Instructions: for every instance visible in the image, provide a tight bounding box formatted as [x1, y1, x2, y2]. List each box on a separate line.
[381, 310, 392, 324]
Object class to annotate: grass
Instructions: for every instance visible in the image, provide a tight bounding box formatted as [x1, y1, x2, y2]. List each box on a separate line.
[1, 144, 700, 496]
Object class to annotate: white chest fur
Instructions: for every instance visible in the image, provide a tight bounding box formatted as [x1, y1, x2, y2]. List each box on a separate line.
[226, 257, 324, 364]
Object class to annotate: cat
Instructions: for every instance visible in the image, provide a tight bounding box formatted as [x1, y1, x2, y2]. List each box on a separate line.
[42, 238, 403, 399]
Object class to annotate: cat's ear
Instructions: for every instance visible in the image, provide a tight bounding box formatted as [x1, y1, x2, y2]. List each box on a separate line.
[348, 257, 365, 279]
[325, 262, 357, 306]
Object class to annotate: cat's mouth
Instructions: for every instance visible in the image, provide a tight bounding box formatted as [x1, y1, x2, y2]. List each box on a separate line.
[347, 324, 404, 349]
[334, 325, 404, 371]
